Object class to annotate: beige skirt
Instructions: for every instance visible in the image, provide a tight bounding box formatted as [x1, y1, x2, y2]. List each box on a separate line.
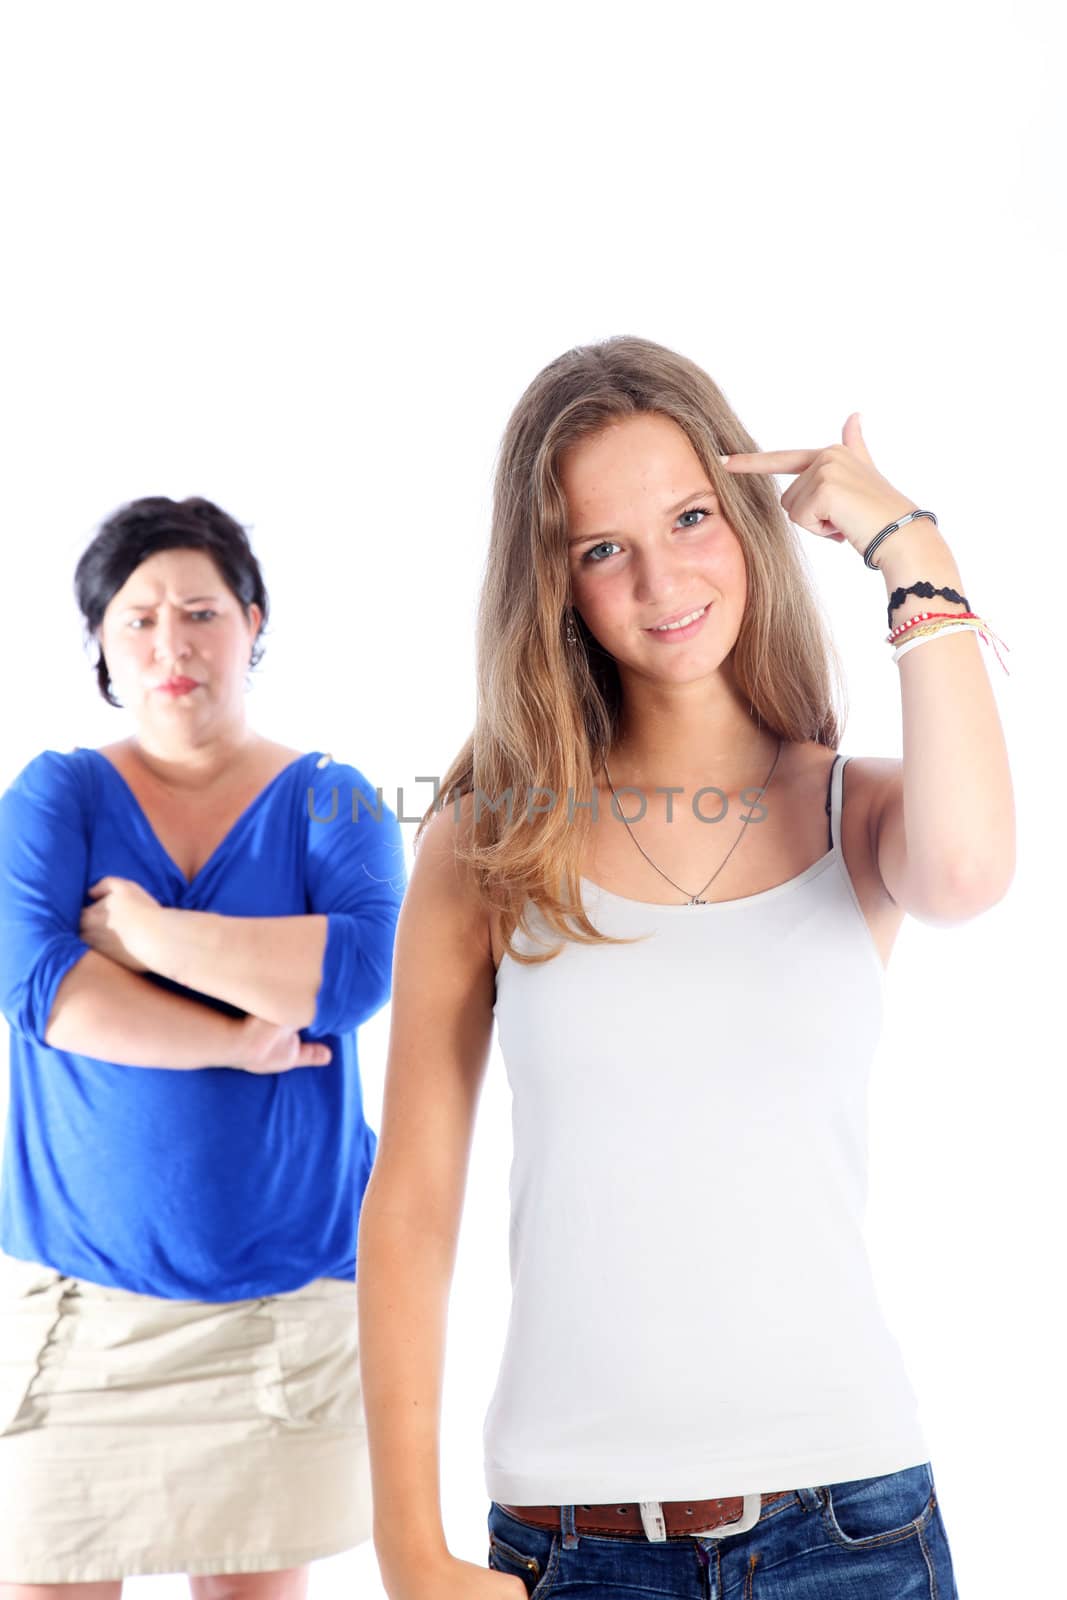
[0, 1248, 373, 1583]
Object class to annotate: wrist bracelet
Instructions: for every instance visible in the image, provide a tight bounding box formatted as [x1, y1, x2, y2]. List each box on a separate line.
[863, 509, 938, 570]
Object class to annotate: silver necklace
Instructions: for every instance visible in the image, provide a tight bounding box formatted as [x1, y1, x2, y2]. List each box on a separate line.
[602, 735, 784, 905]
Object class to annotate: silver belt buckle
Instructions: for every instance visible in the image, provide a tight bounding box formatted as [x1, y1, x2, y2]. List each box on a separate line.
[639, 1494, 764, 1542]
[686, 1493, 764, 1539]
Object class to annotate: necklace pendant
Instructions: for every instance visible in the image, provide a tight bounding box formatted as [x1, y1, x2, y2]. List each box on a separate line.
[689, 896, 707, 906]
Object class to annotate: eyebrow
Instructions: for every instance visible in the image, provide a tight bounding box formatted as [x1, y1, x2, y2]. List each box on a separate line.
[120, 594, 222, 611]
[567, 486, 718, 546]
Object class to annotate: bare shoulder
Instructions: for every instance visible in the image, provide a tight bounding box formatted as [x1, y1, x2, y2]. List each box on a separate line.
[372, 792, 496, 1182]
[398, 792, 495, 987]
[253, 738, 306, 774]
[94, 739, 128, 762]
[793, 743, 906, 969]
[270, 740, 306, 762]
[841, 754, 902, 855]
[787, 740, 889, 836]
[836, 754, 909, 967]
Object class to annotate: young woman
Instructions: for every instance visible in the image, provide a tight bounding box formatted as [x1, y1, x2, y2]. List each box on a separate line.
[0, 496, 405, 1597]
[357, 336, 1012, 1599]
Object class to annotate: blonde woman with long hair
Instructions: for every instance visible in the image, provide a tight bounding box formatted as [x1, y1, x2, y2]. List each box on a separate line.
[358, 335, 1012, 1599]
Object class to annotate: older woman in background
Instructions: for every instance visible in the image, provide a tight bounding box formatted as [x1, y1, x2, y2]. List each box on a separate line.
[0, 496, 405, 1600]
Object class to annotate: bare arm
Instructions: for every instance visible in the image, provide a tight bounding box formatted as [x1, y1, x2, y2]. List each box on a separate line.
[356, 797, 498, 1592]
[45, 948, 251, 1067]
[138, 909, 329, 1029]
[867, 522, 1015, 915]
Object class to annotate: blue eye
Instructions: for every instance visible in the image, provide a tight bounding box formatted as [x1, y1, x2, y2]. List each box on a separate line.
[580, 506, 714, 562]
[582, 541, 620, 564]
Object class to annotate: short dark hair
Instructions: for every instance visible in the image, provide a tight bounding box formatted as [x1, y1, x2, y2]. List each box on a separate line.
[74, 496, 270, 707]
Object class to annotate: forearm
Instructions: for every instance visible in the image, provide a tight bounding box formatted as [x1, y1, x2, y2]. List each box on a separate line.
[357, 1170, 457, 1579]
[876, 522, 1015, 894]
[45, 949, 247, 1068]
[140, 911, 329, 1029]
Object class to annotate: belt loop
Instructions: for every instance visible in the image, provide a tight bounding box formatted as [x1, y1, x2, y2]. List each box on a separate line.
[560, 1504, 579, 1549]
[639, 1502, 668, 1542]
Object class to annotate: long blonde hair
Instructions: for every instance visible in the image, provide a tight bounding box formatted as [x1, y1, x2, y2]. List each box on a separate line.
[417, 335, 847, 965]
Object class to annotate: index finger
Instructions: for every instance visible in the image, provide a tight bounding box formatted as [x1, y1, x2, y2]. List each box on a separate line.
[719, 449, 821, 474]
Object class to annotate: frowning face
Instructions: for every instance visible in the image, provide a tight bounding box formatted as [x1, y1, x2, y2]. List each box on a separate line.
[97, 547, 262, 733]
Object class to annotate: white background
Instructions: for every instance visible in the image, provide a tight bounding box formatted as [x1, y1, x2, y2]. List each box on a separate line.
[0, 3, 1061, 1597]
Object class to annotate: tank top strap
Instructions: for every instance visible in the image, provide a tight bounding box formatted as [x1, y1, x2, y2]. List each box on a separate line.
[825, 750, 849, 852]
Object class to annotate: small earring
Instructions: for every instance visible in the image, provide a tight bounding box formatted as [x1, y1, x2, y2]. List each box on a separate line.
[566, 609, 578, 646]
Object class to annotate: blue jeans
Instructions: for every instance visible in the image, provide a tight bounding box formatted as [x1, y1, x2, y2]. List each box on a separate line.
[488, 1461, 958, 1598]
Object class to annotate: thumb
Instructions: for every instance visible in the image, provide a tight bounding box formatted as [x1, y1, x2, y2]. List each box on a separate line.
[299, 1041, 333, 1067]
[843, 410, 873, 463]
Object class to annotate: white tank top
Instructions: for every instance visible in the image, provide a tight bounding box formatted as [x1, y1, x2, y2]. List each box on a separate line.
[484, 752, 929, 1503]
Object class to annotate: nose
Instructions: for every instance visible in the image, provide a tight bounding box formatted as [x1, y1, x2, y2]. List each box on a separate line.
[631, 545, 683, 606]
[152, 608, 193, 664]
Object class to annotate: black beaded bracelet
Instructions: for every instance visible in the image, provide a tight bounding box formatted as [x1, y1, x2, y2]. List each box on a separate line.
[885, 580, 970, 630]
[862, 508, 938, 571]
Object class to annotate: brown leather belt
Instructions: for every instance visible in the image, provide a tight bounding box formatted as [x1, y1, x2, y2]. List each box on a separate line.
[499, 1491, 793, 1540]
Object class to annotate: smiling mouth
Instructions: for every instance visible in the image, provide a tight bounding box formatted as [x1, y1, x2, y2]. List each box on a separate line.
[646, 603, 710, 632]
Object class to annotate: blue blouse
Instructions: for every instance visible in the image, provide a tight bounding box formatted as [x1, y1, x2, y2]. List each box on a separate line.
[0, 747, 406, 1301]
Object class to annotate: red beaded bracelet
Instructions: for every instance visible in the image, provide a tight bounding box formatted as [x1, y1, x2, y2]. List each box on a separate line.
[886, 609, 980, 643]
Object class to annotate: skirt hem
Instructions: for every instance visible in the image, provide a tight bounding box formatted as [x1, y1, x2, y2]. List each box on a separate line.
[0, 1526, 373, 1585]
